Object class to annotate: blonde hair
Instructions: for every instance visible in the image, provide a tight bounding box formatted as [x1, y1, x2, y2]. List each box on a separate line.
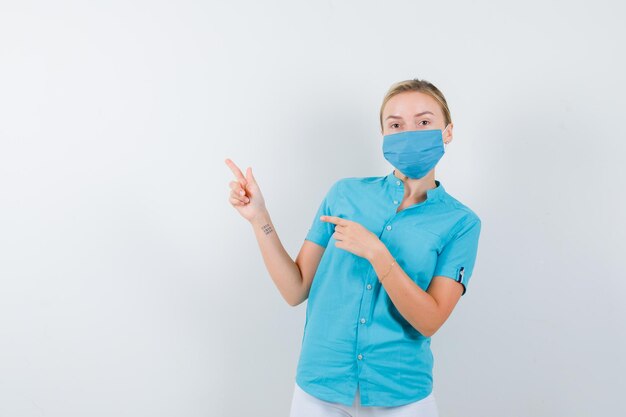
[379, 78, 452, 132]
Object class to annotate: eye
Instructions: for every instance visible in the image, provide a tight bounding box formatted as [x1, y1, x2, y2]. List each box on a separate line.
[419, 120, 430, 126]
[390, 123, 400, 129]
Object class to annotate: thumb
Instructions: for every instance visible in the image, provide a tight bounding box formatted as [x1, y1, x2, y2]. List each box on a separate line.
[246, 167, 257, 185]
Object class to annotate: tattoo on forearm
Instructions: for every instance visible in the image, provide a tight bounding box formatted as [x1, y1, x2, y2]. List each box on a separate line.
[261, 223, 274, 235]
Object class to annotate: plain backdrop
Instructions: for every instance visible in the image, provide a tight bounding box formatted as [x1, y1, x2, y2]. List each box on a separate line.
[1, 1, 625, 416]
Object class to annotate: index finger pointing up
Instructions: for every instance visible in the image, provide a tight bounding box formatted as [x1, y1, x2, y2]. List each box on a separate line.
[225, 158, 247, 187]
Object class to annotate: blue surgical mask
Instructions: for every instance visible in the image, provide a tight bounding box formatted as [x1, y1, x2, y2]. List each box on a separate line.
[382, 124, 450, 179]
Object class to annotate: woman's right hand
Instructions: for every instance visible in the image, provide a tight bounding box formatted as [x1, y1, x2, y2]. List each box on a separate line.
[225, 158, 267, 223]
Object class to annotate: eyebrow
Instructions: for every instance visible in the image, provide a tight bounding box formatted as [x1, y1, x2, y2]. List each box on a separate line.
[385, 111, 434, 120]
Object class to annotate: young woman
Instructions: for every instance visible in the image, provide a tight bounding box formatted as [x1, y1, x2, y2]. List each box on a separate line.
[225, 78, 482, 417]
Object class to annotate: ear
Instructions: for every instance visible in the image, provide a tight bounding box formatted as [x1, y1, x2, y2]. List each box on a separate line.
[444, 122, 453, 144]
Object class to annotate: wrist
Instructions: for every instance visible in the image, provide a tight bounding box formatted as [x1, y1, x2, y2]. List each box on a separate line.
[250, 210, 271, 228]
[368, 244, 396, 284]
[367, 240, 387, 263]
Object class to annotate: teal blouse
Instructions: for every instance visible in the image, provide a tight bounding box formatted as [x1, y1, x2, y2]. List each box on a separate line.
[295, 169, 482, 407]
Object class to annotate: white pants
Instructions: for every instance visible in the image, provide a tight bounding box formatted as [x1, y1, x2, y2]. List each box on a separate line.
[289, 382, 439, 417]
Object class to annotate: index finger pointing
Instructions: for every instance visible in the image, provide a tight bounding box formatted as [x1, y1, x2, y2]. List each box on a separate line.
[320, 215, 345, 224]
[225, 158, 247, 187]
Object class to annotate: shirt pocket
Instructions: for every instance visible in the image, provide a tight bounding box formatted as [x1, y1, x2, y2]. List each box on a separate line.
[396, 223, 444, 289]
[407, 222, 444, 250]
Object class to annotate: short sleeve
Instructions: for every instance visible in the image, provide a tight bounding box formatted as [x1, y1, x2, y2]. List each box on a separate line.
[432, 217, 482, 296]
[304, 180, 341, 248]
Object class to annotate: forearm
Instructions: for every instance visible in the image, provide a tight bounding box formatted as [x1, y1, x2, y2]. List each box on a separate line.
[368, 245, 440, 337]
[250, 210, 304, 306]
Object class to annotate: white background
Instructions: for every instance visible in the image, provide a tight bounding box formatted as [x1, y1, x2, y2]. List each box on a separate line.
[1, 1, 625, 416]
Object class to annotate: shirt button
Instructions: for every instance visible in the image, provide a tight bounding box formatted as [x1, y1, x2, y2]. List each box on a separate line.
[396, 180, 401, 185]
[393, 200, 398, 204]
[360, 318, 366, 324]
[366, 284, 372, 290]
[357, 354, 363, 360]
[386, 225, 392, 231]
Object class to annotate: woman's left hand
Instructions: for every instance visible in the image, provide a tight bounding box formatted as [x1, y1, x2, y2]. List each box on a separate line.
[320, 215, 383, 261]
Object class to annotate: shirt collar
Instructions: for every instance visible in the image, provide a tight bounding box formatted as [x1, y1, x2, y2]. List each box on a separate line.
[384, 169, 446, 202]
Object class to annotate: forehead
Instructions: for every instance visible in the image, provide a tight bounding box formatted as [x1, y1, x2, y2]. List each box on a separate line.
[383, 91, 442, 118]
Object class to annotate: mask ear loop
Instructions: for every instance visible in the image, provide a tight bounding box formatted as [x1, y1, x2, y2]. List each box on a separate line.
[442, 124, 450, 146]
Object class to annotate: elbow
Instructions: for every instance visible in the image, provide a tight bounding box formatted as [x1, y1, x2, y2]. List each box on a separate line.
[423, 329, 436, 338]
[422, 322, 444, 338]
[417, 321, 441, 338]
[421, 329, 434, 338]
[286, 293, 306, 307]
[287, 298, 300, 307]
[286, 284, 310, 307]
[411, 321, 434, 338]
[284, 294, 298, 307]
[416, 300, 446, 337]
[288, 299, 306, 308]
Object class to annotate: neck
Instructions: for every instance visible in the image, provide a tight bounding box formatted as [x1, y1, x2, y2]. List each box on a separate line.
[392, 169, 437, 203]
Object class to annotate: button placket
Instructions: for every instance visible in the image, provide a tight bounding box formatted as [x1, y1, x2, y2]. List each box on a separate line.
[357, 261, 374, 370]
[393, 176, 404, 211]
[358, 174, 404, 368]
